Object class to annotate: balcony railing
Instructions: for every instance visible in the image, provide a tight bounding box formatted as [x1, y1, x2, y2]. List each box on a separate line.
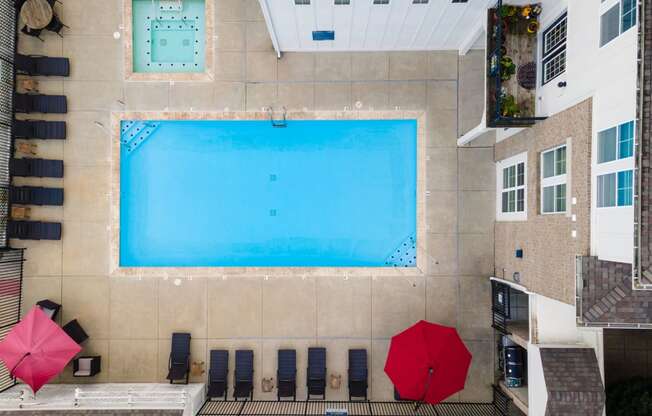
[486, 1, 547, 128]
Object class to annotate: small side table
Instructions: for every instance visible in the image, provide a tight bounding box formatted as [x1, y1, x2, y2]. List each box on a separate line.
[16, 142, 37, 156]
[19, 79, 39, 93]
[11, 206, 31, 220]
[73, 356, 101, 377]
[20, 0, 53, 30]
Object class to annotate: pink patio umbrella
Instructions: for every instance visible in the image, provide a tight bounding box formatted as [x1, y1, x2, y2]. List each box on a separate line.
[0, 306, 81, 393]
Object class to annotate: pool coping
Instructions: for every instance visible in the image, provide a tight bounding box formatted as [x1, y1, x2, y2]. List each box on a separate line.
[110, 110, 427, 277]
[123, 0, 215, 82]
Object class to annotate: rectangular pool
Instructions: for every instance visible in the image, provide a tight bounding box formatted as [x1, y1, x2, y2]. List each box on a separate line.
[119, 119, 417, 267]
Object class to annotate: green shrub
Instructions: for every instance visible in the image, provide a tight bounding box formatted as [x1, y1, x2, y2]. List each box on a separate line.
[606, 377, 652, 416]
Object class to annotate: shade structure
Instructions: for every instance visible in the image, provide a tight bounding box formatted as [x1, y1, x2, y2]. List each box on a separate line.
[0, 306, 81, 393]
[384, 320, 472, 404]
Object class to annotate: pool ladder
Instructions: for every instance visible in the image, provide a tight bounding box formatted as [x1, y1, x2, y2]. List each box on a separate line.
[267, 106, 287, 128]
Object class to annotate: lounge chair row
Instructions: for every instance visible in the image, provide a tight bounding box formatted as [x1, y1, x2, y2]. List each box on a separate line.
[10, 54, 69, 242]
[8, 158, 64, 240]
[207, 347, 368, 402]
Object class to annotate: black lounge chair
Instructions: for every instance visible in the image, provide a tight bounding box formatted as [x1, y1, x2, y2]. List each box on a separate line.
[207, 350, 228, 400]
[15, 93, 67, 114]
[15, 54, 70, 77]
[20, 26, 43, 41]
[277, 349, 296, 401]
[11, 186, 63, 206]
[14, 120, 66, 140]
[36, 299, 61, 320]
[167, 333, 191, 384]
[44, 14, 68, 37]
[63, 319, 89, 344]
[234, 350, 254, 400]
[8, 221, 61, 240]
[307, 347, 326, 400]
[11, 158, 63, 178]
[348, 349, 368, 401]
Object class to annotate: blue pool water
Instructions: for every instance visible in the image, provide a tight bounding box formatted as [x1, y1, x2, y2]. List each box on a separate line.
[132, 0, 206, 73]
[120, 120, 417, 267]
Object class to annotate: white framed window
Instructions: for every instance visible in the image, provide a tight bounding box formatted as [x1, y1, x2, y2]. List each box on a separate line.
[597, 170, 633, 207]
[600, 0, 637, 47]
[541, 12, 567, 84]
[541, 145, 567, 214]
[597, 120, 634, 163]
[496, 152, 527, 221]
[294, 0, 310, 4]
[373, 0, 390, 4]
[334, 0, 350, 4]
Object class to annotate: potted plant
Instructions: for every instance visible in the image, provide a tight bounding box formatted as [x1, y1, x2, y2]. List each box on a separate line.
[527, 19, 540, 35]
[500, 56, 516, 81]
[501, 94, 521, 117]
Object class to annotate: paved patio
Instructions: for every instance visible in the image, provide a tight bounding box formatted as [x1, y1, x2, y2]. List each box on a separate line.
[13, 0, 495, 402]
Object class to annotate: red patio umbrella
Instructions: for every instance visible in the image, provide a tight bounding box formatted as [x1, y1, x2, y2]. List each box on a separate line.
[384, 320, 472, 405]
[0, 306, 81, 393]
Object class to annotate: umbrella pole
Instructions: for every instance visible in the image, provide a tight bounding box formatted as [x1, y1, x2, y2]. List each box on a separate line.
[10, 352, 30, 377]
[414, 368, 434, 412]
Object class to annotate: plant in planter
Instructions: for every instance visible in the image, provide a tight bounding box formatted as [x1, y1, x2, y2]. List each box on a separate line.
[500, 94, 521, 117]
[500, 56, 516, 81]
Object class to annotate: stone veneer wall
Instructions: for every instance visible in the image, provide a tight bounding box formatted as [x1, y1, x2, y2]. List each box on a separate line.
[494, 99, 593, 305]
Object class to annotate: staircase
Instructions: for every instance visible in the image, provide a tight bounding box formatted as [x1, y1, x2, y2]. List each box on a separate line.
[385, 235, 416, 267]
[158, 0, 183, 12]
[121, 121, 161, 154]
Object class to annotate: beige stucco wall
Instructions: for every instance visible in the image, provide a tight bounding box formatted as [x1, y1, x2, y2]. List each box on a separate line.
[494, 99, 592, 305]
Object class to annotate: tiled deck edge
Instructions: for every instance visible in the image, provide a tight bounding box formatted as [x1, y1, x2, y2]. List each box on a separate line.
[110, 110, 427, 278]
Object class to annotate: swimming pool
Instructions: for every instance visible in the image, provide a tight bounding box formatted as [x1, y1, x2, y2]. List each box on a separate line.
[131, 0, 206, 73]
[119, 119, 417, 267]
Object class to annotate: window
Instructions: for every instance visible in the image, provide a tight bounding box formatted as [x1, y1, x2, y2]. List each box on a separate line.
[597, 121, 634, 163]
[622, 0, 637, 31]
[334, 0, 350, 4]
[413, 0, 429, 3]
[373, 0, 390, 4]
[541, 145, 567, 214]
[294, 0, 310, 4]
[600, 0, 637, 47]
[597, 170, 633, 207]
[496, 152, 527, 221]
[541, 13, 567, 84]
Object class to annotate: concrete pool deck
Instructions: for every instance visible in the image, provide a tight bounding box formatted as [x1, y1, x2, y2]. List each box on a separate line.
[12, 0, 495, 403]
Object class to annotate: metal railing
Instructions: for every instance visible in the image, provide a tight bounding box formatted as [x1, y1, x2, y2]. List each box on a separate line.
[486, 0, 547, 128]
[0, 248, 24, 393]
[0, 0, 17, 248]
[198, 400, 507, 416]
[491, 280, 510, 334]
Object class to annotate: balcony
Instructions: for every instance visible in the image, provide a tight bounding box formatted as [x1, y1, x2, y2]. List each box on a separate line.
[486, 1, 546, 128]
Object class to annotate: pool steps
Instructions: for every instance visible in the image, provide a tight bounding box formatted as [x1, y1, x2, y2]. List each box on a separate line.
[385, 235, 417, 267]
[121, 121, 161, 154]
